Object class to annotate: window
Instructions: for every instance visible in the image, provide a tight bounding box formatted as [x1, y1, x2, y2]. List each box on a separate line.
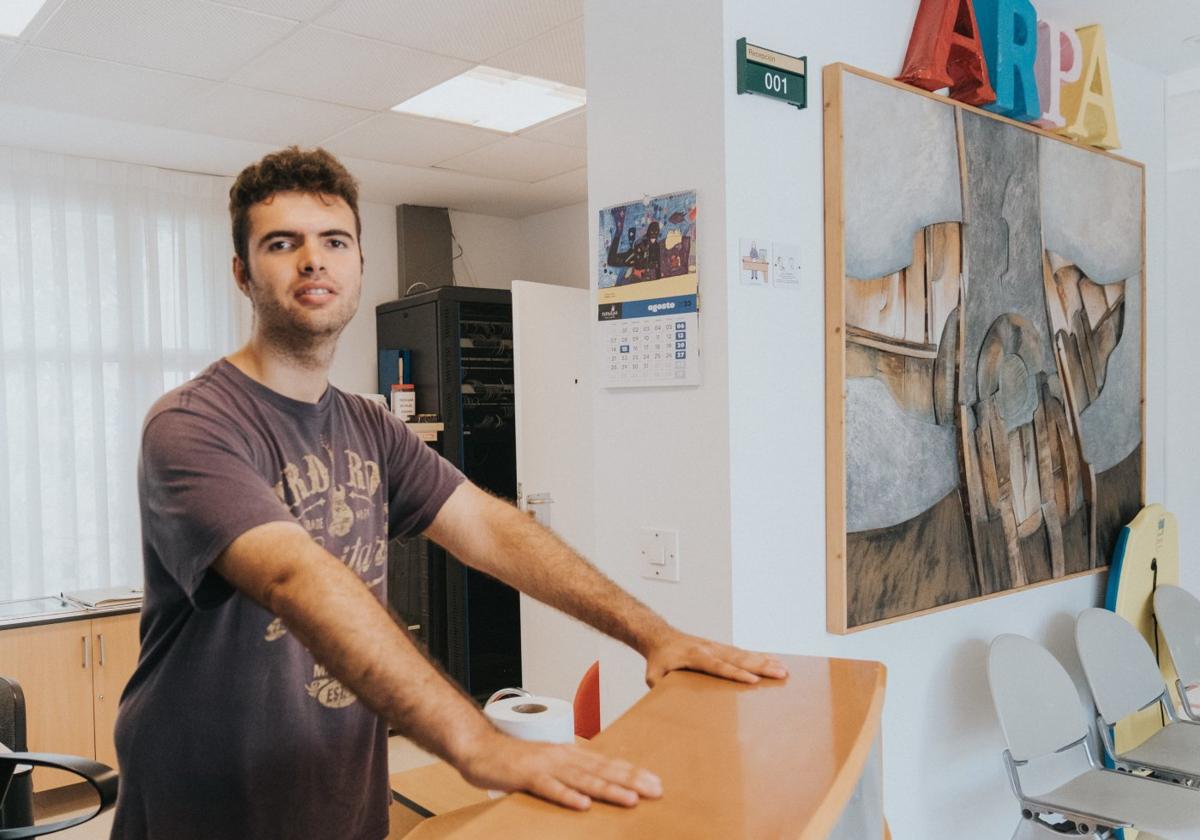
[0, 148, 246, 601]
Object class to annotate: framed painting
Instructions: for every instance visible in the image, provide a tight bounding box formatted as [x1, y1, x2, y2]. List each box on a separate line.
[824, 64, 1145, 633]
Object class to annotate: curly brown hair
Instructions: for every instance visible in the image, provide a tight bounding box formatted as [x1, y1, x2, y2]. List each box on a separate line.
[229, 146, 361, 264]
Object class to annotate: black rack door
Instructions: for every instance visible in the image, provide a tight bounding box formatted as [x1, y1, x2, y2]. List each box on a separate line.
[376, 288, 521, 700]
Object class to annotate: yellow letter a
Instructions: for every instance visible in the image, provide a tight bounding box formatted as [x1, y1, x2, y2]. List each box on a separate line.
[1060, 24, 1120, 149]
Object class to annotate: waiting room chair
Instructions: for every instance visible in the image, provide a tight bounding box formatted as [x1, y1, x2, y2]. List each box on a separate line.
[1154, 584, 1200, 722]
[1012, 818, 1168, 840]
[1075, 607, 1200, 784]
[988, 634, 1200, 839]
[0, 676, 118, 838]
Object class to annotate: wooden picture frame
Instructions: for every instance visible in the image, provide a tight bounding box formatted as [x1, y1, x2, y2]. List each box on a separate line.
[825, 64, 1146, 634]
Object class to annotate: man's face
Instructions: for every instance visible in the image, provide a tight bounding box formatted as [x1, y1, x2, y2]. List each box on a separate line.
[235, 190, 362, 352]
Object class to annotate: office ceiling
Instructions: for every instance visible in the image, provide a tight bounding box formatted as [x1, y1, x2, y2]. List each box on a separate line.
[0, 0, 587, 217]
[3, 2, 1200, 212]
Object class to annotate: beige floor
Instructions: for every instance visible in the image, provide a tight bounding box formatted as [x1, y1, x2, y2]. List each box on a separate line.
[30, 735, 439, 839]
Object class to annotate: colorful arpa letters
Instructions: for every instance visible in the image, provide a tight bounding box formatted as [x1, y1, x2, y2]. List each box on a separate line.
[1060, 24, 1121, 149]
[1034, 20, 1083, 128]
[975, 0, 1041, 122]
[896, 0, 1120, 149]
[897, 0, 996, 106]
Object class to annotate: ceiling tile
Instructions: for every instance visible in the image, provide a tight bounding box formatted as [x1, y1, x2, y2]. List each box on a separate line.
[518, 108, 585, 148]
[0, 93, 584, 217]
[323, 112, 503, 167]
[525, 164, 587, 199]
[205, 0, 337, 21]
[435, 136, 585, 183]
[0, 101, 275, 180]
[488, 17, 584, 87]
[233, 26, 471, 110]
[339, 155, 529, 215]
[166, 84, 372, 148]
[508, 165, 587, 215]
[317, 0, 581, 62]
[0, 48, 213, 125]
[32, 0, 296, 80]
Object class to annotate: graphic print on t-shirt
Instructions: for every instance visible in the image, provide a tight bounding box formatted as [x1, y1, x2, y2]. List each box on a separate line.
[264, 617, 287, 641]
[306, 663, 358, 709]
[262, 441, 390, 709]
[329, 484, 354, 536]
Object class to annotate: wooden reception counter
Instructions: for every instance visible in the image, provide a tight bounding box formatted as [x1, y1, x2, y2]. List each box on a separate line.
[400, 654, 887, 839]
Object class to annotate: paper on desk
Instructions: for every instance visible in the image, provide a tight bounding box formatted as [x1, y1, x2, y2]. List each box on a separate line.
[61, 585, 143, 609]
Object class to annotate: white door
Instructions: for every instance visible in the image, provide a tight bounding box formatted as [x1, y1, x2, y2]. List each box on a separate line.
[512, 281, 602, 705]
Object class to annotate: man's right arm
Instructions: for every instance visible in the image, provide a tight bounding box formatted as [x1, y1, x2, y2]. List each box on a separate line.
[212, 520, 662, 810]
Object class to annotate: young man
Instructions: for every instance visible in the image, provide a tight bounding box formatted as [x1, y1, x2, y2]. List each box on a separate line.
[110, 147, 785, 840]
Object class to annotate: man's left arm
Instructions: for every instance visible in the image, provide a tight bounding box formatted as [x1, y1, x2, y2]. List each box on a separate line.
[423, 482, 787, 686]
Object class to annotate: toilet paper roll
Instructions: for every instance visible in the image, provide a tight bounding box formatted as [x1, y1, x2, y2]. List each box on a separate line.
[484, 694, 575, 745]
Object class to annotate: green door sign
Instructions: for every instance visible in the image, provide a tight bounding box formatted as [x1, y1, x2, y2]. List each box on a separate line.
[736, 38, 807, 110]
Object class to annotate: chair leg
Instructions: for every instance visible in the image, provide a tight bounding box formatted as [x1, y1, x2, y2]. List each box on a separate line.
[0, 770, 33, 829]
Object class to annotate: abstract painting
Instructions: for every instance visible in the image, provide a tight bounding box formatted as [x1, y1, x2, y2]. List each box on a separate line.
[824, 65, 1144, 632]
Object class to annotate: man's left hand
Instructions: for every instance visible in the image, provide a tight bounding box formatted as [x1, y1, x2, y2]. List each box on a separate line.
[644, 632, 788, 687]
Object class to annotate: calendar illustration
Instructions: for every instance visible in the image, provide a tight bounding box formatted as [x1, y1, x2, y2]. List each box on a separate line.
[600, 306, 699, 387]
[597, 190, 700, 388]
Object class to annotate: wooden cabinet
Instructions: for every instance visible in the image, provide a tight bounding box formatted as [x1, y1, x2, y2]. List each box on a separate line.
[0, 621, 96, 790]
[92, 613, 140, 769]
[0, 611, 140, 790]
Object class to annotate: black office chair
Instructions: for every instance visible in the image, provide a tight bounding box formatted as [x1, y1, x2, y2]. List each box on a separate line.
[0, 676, 118, 838]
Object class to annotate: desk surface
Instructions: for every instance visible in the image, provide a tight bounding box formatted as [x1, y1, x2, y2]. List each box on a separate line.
[0, 600, 140, 630]
[405, 653, 886, 839]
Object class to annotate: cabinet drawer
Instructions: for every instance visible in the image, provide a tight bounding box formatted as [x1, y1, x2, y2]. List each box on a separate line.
[0, 621, 96, 791]
[92, 612, 140, 769]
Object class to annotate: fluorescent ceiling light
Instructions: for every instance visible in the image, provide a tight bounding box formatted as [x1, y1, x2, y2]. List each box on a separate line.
[0, 0, 48, 38]
[392, 66, 585, 134]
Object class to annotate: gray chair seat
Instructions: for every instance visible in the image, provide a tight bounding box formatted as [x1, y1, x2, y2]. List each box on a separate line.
[989, 634, 1200, 838]
[1076, 607, 1200, 783]
[1038, 769, 1200, 838]
[1155, 585, 1200, 722]
[1012, 817, 1170, 840]
[1122, 718, 1200, 775]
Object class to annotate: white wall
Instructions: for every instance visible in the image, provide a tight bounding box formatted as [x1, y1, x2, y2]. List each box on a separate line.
[446, 210, 524, 290]
[579, 1, 1172, 837]
[720, 4, 1169, 838]
[328, 200, 402, 395]
[584, 0, 735, 726]
[1165, 168, 1200, 594]
[1166, 61, 1200, 594]
[447, 205, 589, 290]
[519, 202, 589, 289]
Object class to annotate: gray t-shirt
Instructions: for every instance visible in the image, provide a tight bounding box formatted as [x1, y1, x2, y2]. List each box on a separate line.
[110, 359, 464, 840]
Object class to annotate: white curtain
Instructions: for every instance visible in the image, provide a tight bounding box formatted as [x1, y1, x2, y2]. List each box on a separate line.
[0, 148, 248, 601]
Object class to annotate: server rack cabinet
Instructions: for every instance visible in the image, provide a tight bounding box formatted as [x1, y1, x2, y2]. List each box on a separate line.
[376, 287, 521, 700]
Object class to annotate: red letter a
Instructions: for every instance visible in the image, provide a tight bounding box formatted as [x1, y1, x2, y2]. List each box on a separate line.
[898, 0, 997, 106]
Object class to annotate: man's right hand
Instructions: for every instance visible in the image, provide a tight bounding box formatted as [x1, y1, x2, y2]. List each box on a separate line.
[455, 730, 663, 811]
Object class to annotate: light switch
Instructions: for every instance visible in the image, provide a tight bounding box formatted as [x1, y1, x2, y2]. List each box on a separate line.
[640, 528, 679, 582]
